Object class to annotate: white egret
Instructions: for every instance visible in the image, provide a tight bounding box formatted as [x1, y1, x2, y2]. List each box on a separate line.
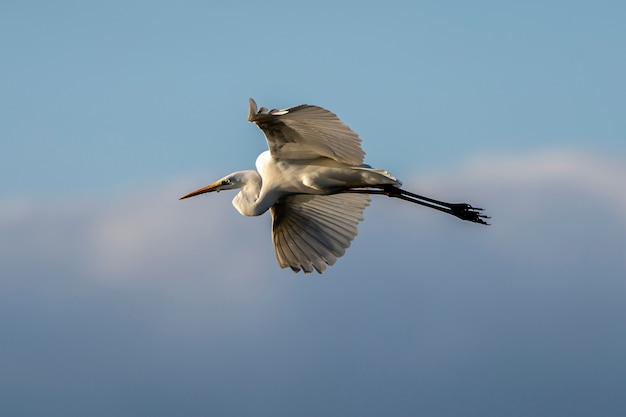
[180, 98, 489, 274]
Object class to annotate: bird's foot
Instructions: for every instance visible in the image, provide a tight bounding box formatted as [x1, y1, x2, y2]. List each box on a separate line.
[449, 203, 490, 225]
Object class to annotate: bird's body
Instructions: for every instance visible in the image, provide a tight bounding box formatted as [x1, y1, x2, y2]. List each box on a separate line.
[181, 99, 488, 273]
[236, 150, 400, 215]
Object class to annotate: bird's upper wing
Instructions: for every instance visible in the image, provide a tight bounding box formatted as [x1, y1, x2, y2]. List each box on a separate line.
[248, 98, 365, 165]
[270, 193, 370, 274]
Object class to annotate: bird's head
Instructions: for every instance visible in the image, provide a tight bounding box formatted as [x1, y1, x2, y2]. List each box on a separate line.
[179, 173, 246, 200]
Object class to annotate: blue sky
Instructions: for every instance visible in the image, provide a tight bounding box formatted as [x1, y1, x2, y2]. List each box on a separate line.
[2, 1, 626, 416]
[3, 0, 625, 196]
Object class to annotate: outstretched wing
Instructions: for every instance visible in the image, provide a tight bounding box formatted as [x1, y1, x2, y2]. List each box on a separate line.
[269, 193, 370, 274]
[248, 98, 365, 165]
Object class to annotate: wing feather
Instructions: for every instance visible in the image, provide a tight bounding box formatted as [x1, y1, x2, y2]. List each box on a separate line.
[281, 222, 328, 274]
[283, 207, 345, 255]
[248, 98, 365, 165]
[270, 193, 370, 274]
[273, 228, 299, 272]
[278, 223, 314, 273]
[280, 208, 341, 252]
[276, 197, 359, 251]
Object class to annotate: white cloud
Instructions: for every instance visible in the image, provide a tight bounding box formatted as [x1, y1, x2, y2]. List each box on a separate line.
[2, 149, 626, 417]
[0, 181, 274, 305]
[2, 149, 625, 292]
[463, 149, 626, 220]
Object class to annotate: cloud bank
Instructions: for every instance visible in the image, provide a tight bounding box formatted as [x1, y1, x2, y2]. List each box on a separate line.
[1, 150, 625, 417]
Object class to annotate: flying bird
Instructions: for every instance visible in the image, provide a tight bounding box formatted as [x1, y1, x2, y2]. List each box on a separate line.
[180, 98, 489, 274]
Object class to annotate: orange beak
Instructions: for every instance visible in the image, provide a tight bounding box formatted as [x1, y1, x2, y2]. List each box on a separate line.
[179, 181, 222, 200]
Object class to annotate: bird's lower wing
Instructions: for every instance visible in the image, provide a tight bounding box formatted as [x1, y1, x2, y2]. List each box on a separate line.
[270, 193, 370, 274]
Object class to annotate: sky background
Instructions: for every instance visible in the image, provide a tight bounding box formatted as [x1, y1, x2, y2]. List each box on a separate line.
[1, 1, 625, 416]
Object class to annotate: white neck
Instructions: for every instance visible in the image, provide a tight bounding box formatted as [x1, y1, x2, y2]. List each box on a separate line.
[231, 171, 267, 216]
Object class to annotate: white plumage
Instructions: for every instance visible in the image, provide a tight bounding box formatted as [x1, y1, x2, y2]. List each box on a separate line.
[180, 99, 488, 274]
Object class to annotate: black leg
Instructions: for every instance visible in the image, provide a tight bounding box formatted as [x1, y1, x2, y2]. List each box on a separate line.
[344, 186, 490, 225]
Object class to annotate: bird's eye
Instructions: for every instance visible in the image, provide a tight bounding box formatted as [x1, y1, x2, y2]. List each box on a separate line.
[222, 179, 231, 185]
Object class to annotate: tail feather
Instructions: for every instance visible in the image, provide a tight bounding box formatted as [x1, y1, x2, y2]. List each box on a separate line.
[353, 166, 402, 187]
